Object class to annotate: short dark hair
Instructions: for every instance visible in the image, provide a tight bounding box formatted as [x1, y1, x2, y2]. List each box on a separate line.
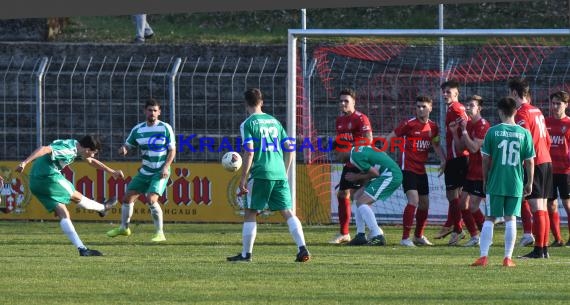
[145, 98, 161, 109]
[440, 79, 460, 90]
[78, 135, 101, 152]
[508, 77, 530, 99]
[416, 95, 432, 104]
[244, 88, 263, 107]
[469, 95, 484, 107]
[339, 88, 357, 100]
[497, 97, 517, 117]
[550, 90, 569, 103]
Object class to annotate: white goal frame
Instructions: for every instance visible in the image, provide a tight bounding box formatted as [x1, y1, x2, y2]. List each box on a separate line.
[287, 28, 570, 213]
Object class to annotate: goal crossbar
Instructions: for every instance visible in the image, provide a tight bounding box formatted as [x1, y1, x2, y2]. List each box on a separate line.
[287, 28, 570, 212]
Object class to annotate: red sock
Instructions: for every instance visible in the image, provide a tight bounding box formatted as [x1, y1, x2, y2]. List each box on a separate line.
[443, 203, 452, 227]
[472, 209, 485, 231]
[450, 199, 462, 233]
[402, 204, 416, 239]
[543, 210, 550, 247]
[461, 209, 478, 237]
[415, 208, 429, 238]
[521, 200, 533, 234]
[532, 211, 545, 247]
[549, 211, 561, 242]
[337, 196, 351, 235]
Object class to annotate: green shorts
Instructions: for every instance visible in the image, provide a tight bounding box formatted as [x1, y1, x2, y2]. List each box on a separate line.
[245, 179, 291, 211]
[364, 174, 402, 201]
[128, 172, 169, 196]
[29, 174, 75, 212]
[486, 194, 521, 217]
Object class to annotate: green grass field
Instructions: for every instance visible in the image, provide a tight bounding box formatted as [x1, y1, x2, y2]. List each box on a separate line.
[1, 221, 569, 304]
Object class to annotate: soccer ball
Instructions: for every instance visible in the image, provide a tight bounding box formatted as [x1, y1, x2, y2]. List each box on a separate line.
[221, 152, 242, 172]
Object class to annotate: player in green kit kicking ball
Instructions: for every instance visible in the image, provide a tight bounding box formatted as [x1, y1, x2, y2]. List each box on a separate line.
[471, 97, 535, 267]
[227, 88, 310, 263]
[332, 139, 403, 245]
[15, 136, 123, 256]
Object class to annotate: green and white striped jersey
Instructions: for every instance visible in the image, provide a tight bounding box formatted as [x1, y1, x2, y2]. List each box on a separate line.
[30, 139, 79, 177]
[125, 120, 176, 175]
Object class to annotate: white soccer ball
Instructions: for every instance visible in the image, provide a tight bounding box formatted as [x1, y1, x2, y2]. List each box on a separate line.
[222, 152, 242, 172]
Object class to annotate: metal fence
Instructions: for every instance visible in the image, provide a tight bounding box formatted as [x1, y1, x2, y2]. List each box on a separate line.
[0, 55, 288, 162]
[2, 41, 570, 164]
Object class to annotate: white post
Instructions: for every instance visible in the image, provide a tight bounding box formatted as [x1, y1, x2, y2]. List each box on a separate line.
[35, 57, 49, 147]
[287, 31, 297, 214]
[438, 4, 446, 144]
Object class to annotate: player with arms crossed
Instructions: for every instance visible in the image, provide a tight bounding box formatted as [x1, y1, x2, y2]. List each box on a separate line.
[545, 90, 570, 247]
[15, 135, 123, 256]
[333, 139, 403, 246]
[449, 95, 490, 246]
[107, 98, 176, 242]
[510, 78, 553, 259]
[436, 80, 469, 244]
[330, 88, 373, 245]
[227, 88, 310, 262]
[471, 97, 535, 267]
[385, 96, 445, 247]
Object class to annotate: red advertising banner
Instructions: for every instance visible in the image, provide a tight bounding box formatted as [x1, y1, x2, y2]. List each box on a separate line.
[0, 161, 287, 222]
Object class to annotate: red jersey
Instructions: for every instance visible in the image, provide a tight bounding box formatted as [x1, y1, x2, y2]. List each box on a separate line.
[465, 118, 490, 180]
[393, 117, 439, 175]
[546, 116, 570, 174]
[336, 111, 372, 166]
[445, 101, 469, 160]
[336, 111, 372, 142]
[515, 103, 551, 165]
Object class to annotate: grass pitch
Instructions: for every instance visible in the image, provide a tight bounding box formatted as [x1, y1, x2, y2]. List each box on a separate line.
[0, 221, 569, 305]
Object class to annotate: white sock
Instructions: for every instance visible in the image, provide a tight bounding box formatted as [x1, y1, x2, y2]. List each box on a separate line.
[358, 205, 382, 237]
[60, 218, 85, 249]
[120, 202, 134, 229]
[77, 196, 104, 212]
[479, 220, 494, 257]
[504, 219, 517, 258]
[287, 216, 306, 247]
[242, 221, 257, 257]
[354, 204, 366, 234]
[149, 202, 163, 233]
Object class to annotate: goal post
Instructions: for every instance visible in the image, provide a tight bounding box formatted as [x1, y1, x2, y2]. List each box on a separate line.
[288, 28, 570, 222]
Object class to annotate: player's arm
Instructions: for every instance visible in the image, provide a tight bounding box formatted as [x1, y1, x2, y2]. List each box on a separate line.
[363, 130, 373, 142]
[283, 139, 294, 175]
[84, 157, 125, 179]
[345, 166, 379, 185]
[15, 145, 53, 173]
[159, 147, 176, 179]
[358, 114, 373, 146]
[481, 153, 491, 194]
[432, 140, 446, 176]
[449, 121, 465, 153]
[119, 126, 139, 156]
[239, 142, 255, 195]
[523, 158, 534, 197]
[462, 132, 484, 154]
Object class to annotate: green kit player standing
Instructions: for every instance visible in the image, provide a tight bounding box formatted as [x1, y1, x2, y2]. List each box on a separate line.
[15, 136, 123, 256]
[227, 88, 310, 263]
[471, 97, 535, 267]
[107, 98, 176, 242]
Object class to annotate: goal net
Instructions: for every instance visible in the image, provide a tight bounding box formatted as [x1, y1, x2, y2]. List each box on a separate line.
[291, 32, 570, 224]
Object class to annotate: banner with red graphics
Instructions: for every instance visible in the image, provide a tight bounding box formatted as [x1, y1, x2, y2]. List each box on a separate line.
[0, 161, 285, 223]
